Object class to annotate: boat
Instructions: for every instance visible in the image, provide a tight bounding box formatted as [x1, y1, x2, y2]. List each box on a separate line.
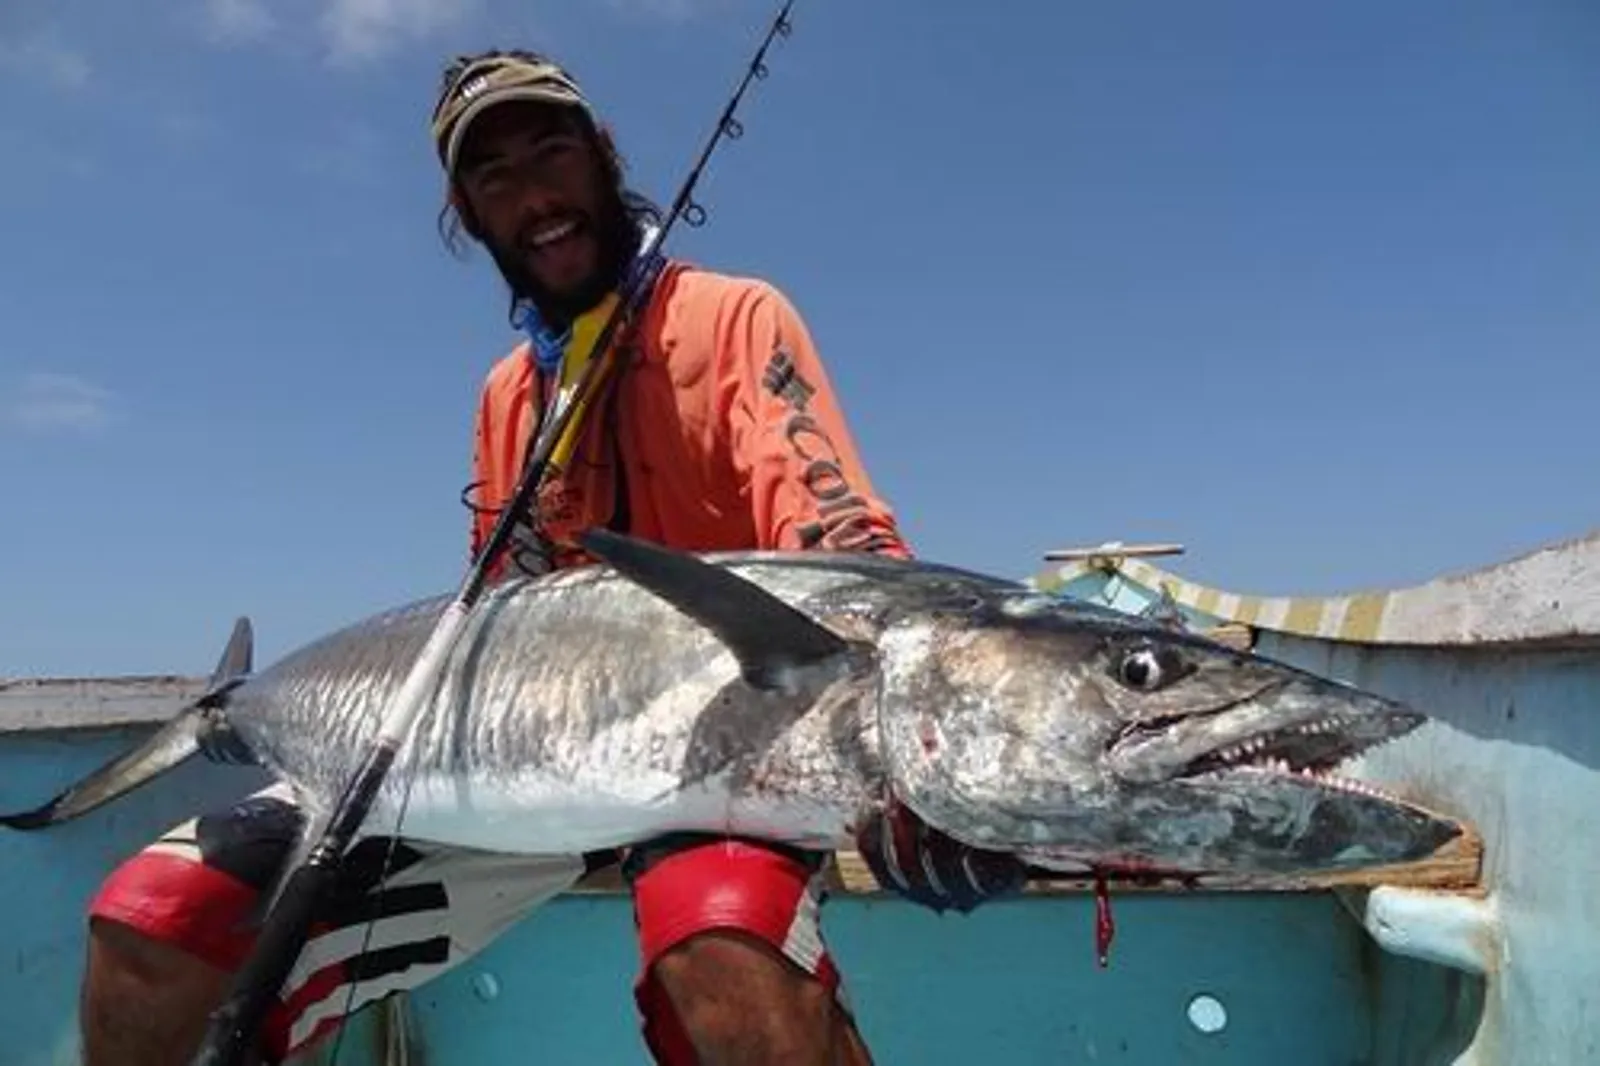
[4, 529, 1596, 1064]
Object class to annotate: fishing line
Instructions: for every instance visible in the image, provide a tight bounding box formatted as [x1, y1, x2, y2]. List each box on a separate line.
[323, 734, 425, 1066]
[186, 5, 800, 1065]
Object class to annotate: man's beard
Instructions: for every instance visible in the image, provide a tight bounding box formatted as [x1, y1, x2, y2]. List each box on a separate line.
[486, 187, 641, 328]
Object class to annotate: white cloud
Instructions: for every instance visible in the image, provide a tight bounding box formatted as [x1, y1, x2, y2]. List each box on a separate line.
[192, 0, 481, 63]
[602, 0, 731, 20]
[319, 0, 482, 64]
[186, 0, 725, 65]
[3, 374, 116, 434]
[203, 0, 277, 44]
[0, 30, 91, 90]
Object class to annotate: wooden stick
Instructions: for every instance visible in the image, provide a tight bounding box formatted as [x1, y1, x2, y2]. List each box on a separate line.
[828, 825, 1483, 897]
[1043, 542, 1186, 562]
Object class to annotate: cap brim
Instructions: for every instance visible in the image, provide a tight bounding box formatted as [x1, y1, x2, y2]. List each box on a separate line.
[443, 86, 591, 176]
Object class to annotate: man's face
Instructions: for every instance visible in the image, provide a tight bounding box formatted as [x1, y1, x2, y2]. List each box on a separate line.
[453, 100, 624, 317]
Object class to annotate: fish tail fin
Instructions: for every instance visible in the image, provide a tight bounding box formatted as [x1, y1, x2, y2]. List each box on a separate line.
[208, 615, 254, 693]
[0, 616, 256, 831]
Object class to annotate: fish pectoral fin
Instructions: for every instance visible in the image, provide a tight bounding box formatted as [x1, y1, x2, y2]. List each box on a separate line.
[576, 528, 850, 689]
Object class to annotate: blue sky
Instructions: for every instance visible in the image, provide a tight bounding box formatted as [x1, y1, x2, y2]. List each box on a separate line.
[2, 0, 1597, 677]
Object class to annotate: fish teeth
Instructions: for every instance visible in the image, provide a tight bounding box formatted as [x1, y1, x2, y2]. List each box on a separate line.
[1301, 772, 1403, 802]
[1293, 719, 1349, 735]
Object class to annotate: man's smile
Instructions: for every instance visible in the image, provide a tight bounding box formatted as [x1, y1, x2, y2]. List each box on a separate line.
[526, 217, 582, 249]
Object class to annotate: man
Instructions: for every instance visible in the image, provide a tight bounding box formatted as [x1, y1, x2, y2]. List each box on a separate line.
[79, 49, 1026, 1066]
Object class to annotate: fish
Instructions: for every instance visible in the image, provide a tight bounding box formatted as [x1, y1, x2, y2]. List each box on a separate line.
[1, 529, 1460, 885]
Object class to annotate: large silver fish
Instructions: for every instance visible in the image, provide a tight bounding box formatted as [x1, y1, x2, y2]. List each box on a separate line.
[3, 530, 1459, 880]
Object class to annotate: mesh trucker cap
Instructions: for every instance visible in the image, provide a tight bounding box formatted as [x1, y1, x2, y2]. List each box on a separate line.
[430, 52, 597, 177]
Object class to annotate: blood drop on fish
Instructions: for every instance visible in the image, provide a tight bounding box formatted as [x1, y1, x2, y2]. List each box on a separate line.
[1094, 869, 1115, 969]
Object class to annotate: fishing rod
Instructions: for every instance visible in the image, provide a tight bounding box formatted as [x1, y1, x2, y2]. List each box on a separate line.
[187, 4, 799, 1063]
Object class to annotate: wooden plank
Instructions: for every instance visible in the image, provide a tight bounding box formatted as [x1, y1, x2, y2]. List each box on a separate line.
[568, 825, 1483, 897]
[828, 826, 1483, 896]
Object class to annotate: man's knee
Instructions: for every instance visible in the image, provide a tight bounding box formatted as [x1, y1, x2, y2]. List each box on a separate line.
[82, 917, 233, 1065]
[651, 930, 835, 1056]
[79, 828, 271, 1066]
[87, 914, 220, 983]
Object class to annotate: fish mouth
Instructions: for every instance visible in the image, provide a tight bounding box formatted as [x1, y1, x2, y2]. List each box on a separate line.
[1176, 703, 1426, 803]
[1110, 677, 1429, 803]
[1090, 690, 1459, 875]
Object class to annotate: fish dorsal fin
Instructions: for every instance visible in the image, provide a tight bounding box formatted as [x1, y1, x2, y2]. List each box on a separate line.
[576, 529, 848, 689]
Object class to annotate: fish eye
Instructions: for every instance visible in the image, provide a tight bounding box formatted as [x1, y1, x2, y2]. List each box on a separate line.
[1113, 645, 1187, 691]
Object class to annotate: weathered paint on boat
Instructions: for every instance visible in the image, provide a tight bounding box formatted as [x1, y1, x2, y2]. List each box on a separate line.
[2, 530, 1593, 1063]
[1029, 529, 1600, 1065]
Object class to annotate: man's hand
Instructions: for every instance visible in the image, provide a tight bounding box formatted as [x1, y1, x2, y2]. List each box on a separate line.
[854, 792, 1028, 914]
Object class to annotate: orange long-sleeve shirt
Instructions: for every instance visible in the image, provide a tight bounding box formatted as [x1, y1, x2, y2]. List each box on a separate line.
[468, 260, 911, 578]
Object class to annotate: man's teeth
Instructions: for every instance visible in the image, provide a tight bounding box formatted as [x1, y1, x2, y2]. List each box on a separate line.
[530, 220, 579, 248]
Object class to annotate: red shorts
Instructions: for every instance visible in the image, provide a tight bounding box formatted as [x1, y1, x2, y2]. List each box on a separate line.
[84, 783, 587, 1062]
[87, 786, 846, 1064]
[624, 834, 849, 1065]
